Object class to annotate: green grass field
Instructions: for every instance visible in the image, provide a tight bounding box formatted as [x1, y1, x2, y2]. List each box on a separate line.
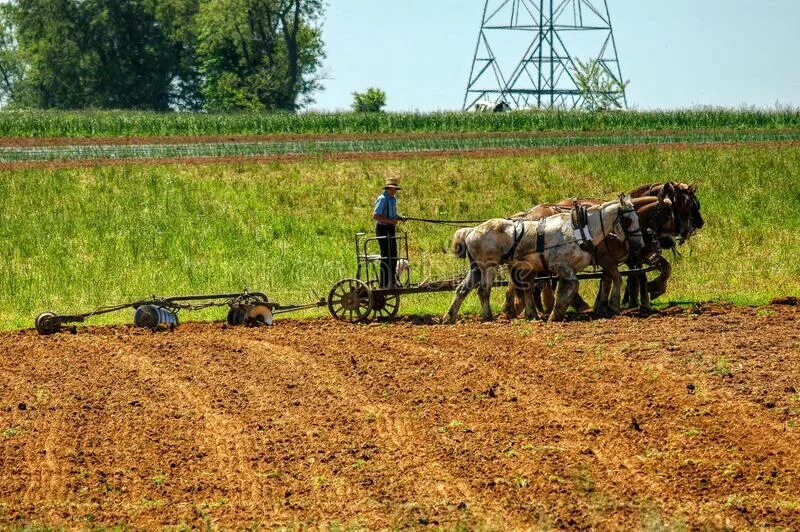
[2, 144, 799, 330]
[0, 108, 799, 137]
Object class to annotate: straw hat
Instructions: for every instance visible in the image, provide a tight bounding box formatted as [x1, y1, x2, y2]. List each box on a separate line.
[384, 176, 402, 190]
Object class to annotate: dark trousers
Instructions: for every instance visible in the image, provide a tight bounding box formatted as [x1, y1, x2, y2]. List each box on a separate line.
[376, 224, 397, 288]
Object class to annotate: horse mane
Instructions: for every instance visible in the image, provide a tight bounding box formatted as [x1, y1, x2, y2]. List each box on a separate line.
[631, 181, 699, 197]
[629, 182, 660, 197]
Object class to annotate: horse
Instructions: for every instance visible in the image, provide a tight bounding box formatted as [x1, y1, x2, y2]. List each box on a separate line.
[630, 182, 703, 240]
[508, 181, 702, 309]
[444, 195, 644, 324]
[504, 195, 676, 318]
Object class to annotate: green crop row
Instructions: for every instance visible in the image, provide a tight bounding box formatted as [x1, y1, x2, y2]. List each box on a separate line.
[2, 144, 799, 330]
[3, 130, 800, 163]
[1, 108, 799, 138]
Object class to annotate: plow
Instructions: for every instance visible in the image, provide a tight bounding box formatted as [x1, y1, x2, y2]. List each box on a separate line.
[35, 230, 659, 335]
[35, 290, 327, 336]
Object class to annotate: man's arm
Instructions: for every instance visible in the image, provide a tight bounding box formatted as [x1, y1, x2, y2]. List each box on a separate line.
[372, 213, 397, 225]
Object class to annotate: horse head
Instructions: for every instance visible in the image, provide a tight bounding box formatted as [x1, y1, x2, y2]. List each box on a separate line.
[667, 184, 703, 240]
[636, 195, 677, 250]
[638, 181, 704, 242]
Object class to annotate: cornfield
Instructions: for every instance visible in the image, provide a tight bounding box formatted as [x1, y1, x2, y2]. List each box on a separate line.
[0, 108, 799, 138]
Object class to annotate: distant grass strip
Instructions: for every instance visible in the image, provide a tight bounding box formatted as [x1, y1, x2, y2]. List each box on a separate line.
[2, 130, 800, 163]
[1, 108, 799, 138]
[2, 144, 799, 330]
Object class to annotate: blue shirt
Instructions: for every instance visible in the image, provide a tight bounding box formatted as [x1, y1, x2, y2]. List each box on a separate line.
[373, 191, 397, 223]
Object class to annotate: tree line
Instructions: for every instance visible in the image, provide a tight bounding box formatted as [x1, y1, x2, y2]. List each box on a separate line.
[0, 0, 325, 111]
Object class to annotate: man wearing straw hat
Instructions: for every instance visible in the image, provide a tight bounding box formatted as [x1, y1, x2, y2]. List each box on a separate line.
[372, 177, 404, 288]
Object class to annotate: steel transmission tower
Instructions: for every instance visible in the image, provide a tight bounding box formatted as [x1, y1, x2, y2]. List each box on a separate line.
[463, 0, 627, 110]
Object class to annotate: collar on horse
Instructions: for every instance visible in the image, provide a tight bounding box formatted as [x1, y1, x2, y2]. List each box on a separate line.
[570, 201, 595, 253]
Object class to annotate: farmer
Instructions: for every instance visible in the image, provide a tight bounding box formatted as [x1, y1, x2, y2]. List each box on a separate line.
[372, 177, 404, 288]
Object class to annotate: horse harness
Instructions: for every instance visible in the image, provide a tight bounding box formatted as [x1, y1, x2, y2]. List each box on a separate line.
[571, 202, 595, 253]
[501, 220, 526, 264]
[503, 217, 551, 271]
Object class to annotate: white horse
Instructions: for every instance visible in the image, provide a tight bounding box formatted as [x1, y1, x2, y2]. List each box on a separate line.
[444, 194, 644, 323]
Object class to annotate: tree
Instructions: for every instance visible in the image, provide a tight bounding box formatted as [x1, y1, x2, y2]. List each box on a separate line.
[197, 0, 325, 112]
[351, 87, 386, 113]
[4, 0, 200, 110]
[573, 58, 628, 112]
[0, 6, 24, 106]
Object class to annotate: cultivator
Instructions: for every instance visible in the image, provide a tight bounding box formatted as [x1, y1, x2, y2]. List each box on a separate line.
[34, 290, 326, 336]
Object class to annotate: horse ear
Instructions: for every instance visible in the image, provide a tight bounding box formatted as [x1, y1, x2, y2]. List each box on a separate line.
[662, 182, 675, 197]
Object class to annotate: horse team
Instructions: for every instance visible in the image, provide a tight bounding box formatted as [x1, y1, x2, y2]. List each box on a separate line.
[444, 182, 704, 323]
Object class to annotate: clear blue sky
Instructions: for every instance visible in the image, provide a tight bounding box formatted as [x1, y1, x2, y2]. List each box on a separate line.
[311, 0, 800, 112]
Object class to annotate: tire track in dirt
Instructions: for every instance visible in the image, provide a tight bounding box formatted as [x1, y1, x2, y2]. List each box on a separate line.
[240, 337, 508, 527]
[349, 321, 800, 526]
[22, 412, 69, 505]
[0, 335, 87, 510]
[108, 342, 262, 503]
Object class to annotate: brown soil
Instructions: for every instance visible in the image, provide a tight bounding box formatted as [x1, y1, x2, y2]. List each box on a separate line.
[1, 303, 799, 529]
[1, 139, 799, 172]
[0, 128, 796, 147]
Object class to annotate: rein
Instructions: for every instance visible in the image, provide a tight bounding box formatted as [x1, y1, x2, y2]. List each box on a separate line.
[402, 216, 491, 226]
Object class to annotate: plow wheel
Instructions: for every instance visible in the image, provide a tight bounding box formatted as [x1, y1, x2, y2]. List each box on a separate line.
[35, 312, 61, 336]
[370, 292, 400, 321]
[227, 302, 274, 326]
[327, 278, 372, 323]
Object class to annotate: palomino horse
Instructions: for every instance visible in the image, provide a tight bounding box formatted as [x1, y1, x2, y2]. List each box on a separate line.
[505, 195, 676, 317]
[444, 195, 644, 324]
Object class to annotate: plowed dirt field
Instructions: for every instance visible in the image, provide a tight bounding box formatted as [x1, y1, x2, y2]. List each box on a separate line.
[2, 303, 799, 529]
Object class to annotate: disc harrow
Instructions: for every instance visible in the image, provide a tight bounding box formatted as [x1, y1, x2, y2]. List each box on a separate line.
[35, 290, 326, 336]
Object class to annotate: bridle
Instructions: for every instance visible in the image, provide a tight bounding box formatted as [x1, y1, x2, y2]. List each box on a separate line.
[598, 202, 643, 259]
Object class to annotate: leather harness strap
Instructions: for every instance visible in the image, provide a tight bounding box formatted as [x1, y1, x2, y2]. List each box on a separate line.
[571, 203, 595, 253]
[502, 220, 526, 264]
[536, 218, 546, 253]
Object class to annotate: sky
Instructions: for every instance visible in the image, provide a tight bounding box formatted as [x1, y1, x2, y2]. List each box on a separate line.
[310, 0, 800, 112]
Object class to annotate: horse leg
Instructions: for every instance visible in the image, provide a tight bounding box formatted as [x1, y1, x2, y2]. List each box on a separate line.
[627, 273, 640, 309]
[444, 263, 481, 324]
[622, 280, 631, 307]
[594, 272, 611, 317]
[503, 283, 518, 318]
[538, 280, 556, 317]
[647, 254, 672, 300]
[523, 279, 541, 320]
[550, 266, 578, 322]
[607, 266, 623, 315]
[571, 293, 592, 314]
[477, 266, 497, 321]
[503, 268, 525, 318]
[638, 271, 651, 310]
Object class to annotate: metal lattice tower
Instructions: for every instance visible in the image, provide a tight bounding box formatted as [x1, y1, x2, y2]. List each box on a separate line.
[463, 0, 627, 110]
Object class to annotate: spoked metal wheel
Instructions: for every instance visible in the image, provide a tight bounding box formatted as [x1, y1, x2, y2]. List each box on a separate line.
[327, 278, 372, 323]
[369, 291, 400, 321]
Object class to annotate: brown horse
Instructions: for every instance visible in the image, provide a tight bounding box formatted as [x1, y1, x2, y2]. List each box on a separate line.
[445, 195, 644, 323]
[506, 181, 702, 314]
[505, 195, 676, 318]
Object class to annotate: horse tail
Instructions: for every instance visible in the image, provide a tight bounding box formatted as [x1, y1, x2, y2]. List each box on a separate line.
[452, 227, 473, 258]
